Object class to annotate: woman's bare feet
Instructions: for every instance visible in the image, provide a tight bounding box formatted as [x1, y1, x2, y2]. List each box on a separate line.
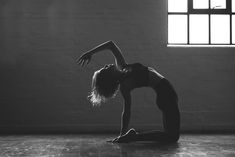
[116, 128, 138, 143]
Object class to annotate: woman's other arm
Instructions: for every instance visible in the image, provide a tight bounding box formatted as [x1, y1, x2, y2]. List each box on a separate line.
[119, 86, 131, 136]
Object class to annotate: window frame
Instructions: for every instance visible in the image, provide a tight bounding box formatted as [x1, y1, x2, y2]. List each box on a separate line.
[189, 0, 231, 14]
[168, 0, 234, 45]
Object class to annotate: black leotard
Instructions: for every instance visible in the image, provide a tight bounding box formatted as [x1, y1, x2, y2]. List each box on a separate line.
[121, 63, 149, 87]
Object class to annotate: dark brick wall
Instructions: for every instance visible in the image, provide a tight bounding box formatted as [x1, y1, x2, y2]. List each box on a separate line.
[0, 0, 235, 133]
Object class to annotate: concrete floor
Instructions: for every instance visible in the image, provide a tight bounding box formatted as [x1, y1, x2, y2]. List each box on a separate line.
[0, 134, 235, 157]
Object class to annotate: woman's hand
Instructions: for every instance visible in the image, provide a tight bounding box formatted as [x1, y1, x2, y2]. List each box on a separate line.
[107, 136, 126, 143]
[76, 52, 92, 66]
[109, 135, 130, 143]
[109, 136, 121, 143]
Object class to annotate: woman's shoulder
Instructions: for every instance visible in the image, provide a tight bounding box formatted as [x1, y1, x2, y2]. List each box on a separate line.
[121, 63, 147, 73]
[125, 62, 146, 68]
[131, 62, 145, 66]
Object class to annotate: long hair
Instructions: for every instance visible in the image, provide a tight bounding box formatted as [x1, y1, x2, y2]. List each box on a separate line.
[88, 65, 120, 106]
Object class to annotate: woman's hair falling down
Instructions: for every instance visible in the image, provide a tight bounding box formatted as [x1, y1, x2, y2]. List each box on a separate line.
[88, 65, 120, 106]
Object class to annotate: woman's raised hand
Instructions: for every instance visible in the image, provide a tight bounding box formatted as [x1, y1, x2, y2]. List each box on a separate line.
[76, 52, 92, 66]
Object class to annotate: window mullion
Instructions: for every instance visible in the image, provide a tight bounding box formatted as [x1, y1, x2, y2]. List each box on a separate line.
[188, 0, 192, 44]
[209, 0, 211, 44]
[230, 15, 232, 44]
[209, 14, 211, 44]
[228, 0, 232, 44]
[188, 15, 190, 44]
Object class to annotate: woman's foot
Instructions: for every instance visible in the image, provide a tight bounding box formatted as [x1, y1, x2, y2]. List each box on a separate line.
[126, 128, 138, 136]
[117, 128, 138, 143]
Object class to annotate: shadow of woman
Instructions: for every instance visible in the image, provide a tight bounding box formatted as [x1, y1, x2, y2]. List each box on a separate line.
[115, 142, 180, 157]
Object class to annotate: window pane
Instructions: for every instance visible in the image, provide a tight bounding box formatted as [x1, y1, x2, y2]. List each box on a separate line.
[233, 0, 235, 12]
[211, 15, 230, 44]
[211, 0, 226, 9]
[193, 0, 209, 9]
[168, 0, 187, 12]
[190, 15, 209, 44]
[233, 15, 235, 43]
[168, 15, 188, 44]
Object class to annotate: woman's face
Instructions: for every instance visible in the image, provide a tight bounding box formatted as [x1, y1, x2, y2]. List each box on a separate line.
[103, 64, 121, 78]
[103, 64, 114, 69]
[103, 64, 115, 71]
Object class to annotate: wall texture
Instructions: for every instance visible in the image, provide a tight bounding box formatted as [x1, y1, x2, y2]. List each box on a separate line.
[0, 0, 235, 133]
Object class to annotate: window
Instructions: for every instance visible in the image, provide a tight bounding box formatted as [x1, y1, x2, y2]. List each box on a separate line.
[168, 0, 235, 45]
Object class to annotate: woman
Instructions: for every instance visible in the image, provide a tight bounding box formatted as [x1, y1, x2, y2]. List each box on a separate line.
[77, 41, 180, 143]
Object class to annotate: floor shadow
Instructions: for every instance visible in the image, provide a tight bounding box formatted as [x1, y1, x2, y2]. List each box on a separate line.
[115, 142, 180, 157]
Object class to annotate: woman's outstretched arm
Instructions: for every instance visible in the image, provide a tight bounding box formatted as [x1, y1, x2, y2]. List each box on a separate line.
[77, 41, 127, 69]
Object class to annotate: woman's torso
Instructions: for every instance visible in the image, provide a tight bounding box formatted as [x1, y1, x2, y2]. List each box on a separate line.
[120, 63, 179, 113]
[120, 63, 164, 91]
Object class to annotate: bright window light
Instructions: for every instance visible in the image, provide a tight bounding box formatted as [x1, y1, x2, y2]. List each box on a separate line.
[233, 15, 235, 43]
[190, 15, 209, 44]
[168, 0, 234, 46]
[168, 0, 188, 12]
[211, 0, 226, 9]
[233, 0, 235, 12]
[168, 15, 188, 44]
[193, 0, 209, 9]
[211, 15, 230, 44]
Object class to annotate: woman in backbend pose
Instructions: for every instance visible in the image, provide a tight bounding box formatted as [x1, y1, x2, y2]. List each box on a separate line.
[77, 41, 180, 143]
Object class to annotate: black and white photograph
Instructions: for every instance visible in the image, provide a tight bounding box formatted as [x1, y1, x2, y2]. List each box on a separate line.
[0, 0, 235, 156]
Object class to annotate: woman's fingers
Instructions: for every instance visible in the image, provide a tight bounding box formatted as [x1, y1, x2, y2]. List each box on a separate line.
[109, 137, 120, 143]
[106, 137, 119, 143]
[76, 55, 85, 65]
[76, 57, 81, 64]
[81, 60, 86, 66]
[86, 58, 91, 65]
[78, 59, 83, 65]
[77, 59, 82, 65]
[76, 56, 83, 65]
[81, 59, 89, 66]
[106, 139, 113, 143]
[76, 52, 92, 66]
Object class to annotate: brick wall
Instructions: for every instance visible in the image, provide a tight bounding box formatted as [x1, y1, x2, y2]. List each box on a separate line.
[0, 0, 235, 133]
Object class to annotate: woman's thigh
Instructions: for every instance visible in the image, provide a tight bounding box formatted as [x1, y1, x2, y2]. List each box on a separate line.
[162, 108, 180, 136]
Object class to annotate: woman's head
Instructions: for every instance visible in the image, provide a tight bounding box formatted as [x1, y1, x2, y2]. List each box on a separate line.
[89, 64, 122, 106]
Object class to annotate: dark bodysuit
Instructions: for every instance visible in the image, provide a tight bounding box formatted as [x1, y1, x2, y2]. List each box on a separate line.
[122, 63, 180, 142]
[122, 63, 149, 87]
